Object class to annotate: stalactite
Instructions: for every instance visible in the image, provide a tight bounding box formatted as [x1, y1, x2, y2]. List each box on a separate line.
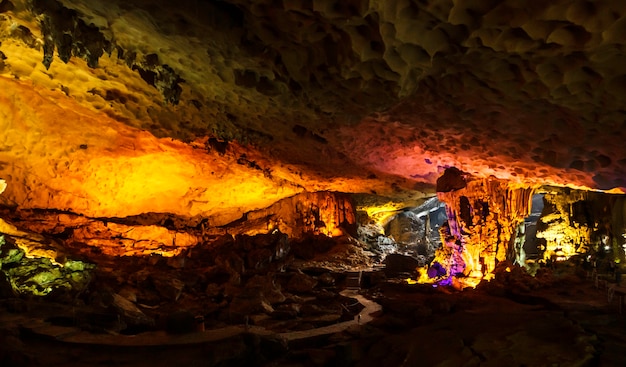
[243, 191, 357, 238]
[537, 190, 591, 262]
[535, 188, 623, 262]
[431, 170, 536, 287]
[0, 191, 357, 259]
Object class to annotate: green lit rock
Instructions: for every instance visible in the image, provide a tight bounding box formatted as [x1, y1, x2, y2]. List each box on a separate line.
[64, 260, 87, 272]
[0, 236, 25, 267]
[2, 249, 24, 266]
[0, 234, 94, 297]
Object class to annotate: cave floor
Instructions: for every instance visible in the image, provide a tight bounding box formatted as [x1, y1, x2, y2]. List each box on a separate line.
[1, 265, 625, 367]
[360, 273, 626, 367]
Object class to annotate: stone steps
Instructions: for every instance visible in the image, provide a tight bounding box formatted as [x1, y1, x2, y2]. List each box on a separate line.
[345, 271, 362, 290]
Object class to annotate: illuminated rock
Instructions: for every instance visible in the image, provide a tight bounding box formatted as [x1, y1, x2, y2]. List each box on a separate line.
[1, 1, 626, 312]
[385, 211, 426, 246]
[383, 253, 423, 277]
[235, 191, 358, 238]
[1, 0, 626, 233]
[0, 190, 353, 258]
[431, 169, 536, 286]
[1, 0, 626, 296]
[228, 287, 276, 322]
[0, 210, 201, 257]
[536, 188, 626, 263]
[0, 234, 94, 297]
[537, 189, 594, 262]
[109, 292, 155, 328]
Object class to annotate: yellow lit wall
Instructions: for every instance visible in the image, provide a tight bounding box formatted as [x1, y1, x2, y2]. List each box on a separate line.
[0, 77, 304, 226]
[432, 178, 536, 287]
[537, 190, 593, 261]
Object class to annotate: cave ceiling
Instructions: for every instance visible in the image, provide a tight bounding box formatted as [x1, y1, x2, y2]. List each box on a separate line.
[1, 0, 626, 224]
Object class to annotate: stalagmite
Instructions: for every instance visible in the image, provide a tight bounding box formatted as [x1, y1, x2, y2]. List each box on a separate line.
[536, 188, 626, 263]
[430, 168, 536, 287]
[537, 189, 593, 262]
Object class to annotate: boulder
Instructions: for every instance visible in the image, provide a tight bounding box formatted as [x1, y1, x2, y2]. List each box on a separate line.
[151, 275, 185, 301]
[286, 272, 318, 293]
[118, 286, 138, 303]
[385, 212, 425, 244]
[233, 232, 290, 270]
[110, 293, 154, 328]
[436, 167, 467, 192]
[250, 314, 271, 324]
[384, 253, 421, 276]
[229, 288, 275, 322]
[318, 273, 335, 286]
[246, 248, 274, 269]
[271, 303, 301, 319]
[245, 275, 285, 304]
[291, 235, 338, 260]
[427, 261, 447, 278]
[215, 252, 245, 278]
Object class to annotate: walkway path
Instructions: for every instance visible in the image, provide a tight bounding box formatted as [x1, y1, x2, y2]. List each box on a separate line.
[16, 289, 381, 346]
[279, 290, 381, 341]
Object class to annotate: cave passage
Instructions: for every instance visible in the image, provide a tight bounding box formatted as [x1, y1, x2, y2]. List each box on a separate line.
[522, 193, 544, 261]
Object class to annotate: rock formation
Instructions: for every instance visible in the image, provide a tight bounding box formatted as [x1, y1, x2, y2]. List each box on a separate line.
[537, 187, 626, 264]
[429, 169, 536, 287]
[2, 2, 626, 364]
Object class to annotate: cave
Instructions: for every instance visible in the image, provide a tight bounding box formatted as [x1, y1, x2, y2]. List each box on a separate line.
[2, 0, 626, 366]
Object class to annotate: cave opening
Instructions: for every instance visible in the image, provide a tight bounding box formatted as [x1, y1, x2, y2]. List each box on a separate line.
[359, 196, 447, 273]
[522, 193, 544, 261]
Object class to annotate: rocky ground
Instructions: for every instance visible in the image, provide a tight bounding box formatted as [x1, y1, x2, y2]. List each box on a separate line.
[1, 252, 625, 366]
[358, 264, 626, 367]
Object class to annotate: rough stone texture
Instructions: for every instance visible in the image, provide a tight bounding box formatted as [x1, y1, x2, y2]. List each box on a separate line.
[285, 272, 318, 294]
[109, 292, 155, 328]
[536, 187, 626, 263]
[0, 190, 355, 257]
[436, 167, 467, 193]
[383, 253, 422, 276]
[0, 231, 94, 297]
[385, 211, 425, 245]
[242, 191, 358, 238]
[1, 0, 626, 309]
[1, 0, 626, 234]
[432, 173, 536, 286]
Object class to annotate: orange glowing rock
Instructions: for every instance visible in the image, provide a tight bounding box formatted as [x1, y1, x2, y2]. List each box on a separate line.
[432, 172, 536, 285]
[536, 189, 594, 262]
[405, 278, 418, 285]
[229, 191, 357, 238]
[0, 77, 303, 225]
[70, 221, 200, 257]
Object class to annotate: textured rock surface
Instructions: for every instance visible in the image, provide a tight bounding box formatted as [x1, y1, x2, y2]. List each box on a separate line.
[1, 0, 626, 231]
[536, 187, 626, 263]
[0, 233, 94, 297]
[2, 0, 626, 308]
[0, 190, 355, 256]
[432, 171, 536, 286]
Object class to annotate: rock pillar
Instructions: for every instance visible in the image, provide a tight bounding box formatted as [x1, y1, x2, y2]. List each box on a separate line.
[432, 168, 535, 286]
